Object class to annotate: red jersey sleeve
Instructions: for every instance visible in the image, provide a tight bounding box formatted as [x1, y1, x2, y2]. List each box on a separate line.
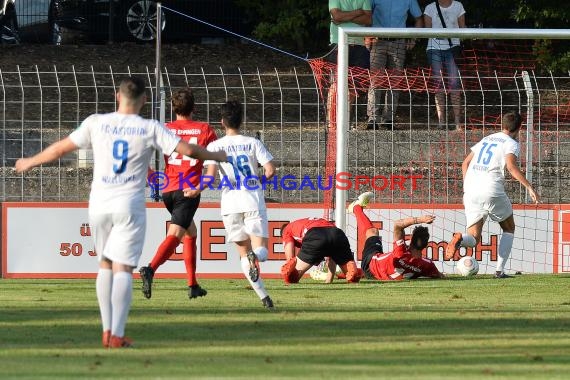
[205, 126, 217, 145]
[392, 240, 408, 258]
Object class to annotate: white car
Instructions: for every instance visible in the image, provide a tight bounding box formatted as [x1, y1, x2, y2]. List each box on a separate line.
[0, 0, 49, 44]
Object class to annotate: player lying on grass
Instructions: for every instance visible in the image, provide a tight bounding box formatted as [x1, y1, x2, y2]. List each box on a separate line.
[445, 111, 540, 278]
[139, 88, 217, 301]
[280, 217, 362, 284]
[14, 77, 227, 348]
[349, 192, 444, 280]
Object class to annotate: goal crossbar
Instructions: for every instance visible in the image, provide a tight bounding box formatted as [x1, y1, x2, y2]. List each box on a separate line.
[334, 27, 570, 229]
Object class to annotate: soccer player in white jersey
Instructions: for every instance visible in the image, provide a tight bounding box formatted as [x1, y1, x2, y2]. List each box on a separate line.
[445, 111, 540, 278]
[15, 77, 227, 348]
[204, 100, 276, 309]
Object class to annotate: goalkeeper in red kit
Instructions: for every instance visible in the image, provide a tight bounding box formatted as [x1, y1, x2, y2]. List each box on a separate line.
[139, 88, 217, 300]
[349, 192, 444, 280]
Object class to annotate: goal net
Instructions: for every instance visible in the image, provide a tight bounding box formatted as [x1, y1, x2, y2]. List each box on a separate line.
[308, 27, 570, 275]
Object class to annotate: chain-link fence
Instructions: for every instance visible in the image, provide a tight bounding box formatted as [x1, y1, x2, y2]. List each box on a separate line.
[1, 66, 570, 204]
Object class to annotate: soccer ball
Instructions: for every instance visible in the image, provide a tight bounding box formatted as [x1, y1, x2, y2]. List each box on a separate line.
[456, 256, 479, 277]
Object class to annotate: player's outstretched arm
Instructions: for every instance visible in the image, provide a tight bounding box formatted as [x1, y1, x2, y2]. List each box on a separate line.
[505, 154, 540, 204]
[393, 215, 436, 241]
[462, 152, 474, 179]
[325, 258, 337, 284]
[15, 137, 78, 173]
[176, 141, 227, 163]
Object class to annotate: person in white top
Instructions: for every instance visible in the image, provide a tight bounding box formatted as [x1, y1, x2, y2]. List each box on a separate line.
[424, 0, 466, 130]
[445, 111, 540, 278]
[15, 76, 227, 348]
[205, 100, 276, 309]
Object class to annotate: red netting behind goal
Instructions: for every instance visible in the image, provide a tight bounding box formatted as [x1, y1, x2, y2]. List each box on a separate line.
[309, 40, 569, 216]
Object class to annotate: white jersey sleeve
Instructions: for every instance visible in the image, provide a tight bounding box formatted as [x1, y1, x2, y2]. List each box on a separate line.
[204, 140, 220, 167]
[151, 120, 180, 156]
[69, 114, 97, 148]
[254, 139, 274, 166]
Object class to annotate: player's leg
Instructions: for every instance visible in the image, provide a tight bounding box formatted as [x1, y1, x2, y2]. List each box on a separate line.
[244, 210, 274, 309]
[492, 195, 515, 278]
[445, 193, 485, 260]
[348, 191, 374, 234]
[90, 212, 113, 348]
[139, 191, 178, 298]
[223, 212, 272, 309]
[284, 228, 343, 283]
[328, 228, 361, 283]
[184, 221, 207, 299]
[106, 212, 146, 348]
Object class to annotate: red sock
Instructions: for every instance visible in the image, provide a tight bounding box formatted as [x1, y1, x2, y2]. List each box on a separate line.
[150, 235, 180, 271]
[183, 236, 198, 286]
[353, 205, 374, 231]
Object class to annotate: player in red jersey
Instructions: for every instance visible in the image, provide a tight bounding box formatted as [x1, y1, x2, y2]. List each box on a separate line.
[280, 217, 361, 284]
[349, 192, 444, 280]
[139, 88, 217, 300]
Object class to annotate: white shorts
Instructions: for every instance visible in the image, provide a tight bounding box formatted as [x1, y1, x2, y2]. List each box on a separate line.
[463, 192, 513, 228]
[222, 210, 268, 242]
[89, 212, 146, 267]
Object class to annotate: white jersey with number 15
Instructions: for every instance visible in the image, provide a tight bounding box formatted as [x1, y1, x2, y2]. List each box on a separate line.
[463, 132, 519, 196]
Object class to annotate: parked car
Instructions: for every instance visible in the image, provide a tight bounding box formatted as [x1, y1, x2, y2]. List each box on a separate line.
[1, 0, 19, 43]
[1, 0, 50, 44]
[49, 0, 251, 43]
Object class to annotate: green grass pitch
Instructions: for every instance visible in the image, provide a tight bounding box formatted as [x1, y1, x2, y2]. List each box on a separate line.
[1, 275, 569, 379]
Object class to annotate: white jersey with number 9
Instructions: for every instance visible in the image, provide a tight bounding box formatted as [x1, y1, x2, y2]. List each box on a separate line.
[69, 112, 180, 213]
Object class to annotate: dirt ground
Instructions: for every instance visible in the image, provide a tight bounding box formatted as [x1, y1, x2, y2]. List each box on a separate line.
[0, 41, 310, 73]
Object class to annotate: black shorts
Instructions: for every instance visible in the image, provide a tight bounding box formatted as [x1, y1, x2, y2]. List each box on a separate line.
[162, 190, 201, 230]
[297, 227, 354, 266]
[360, 236, 384, 280]
[325, 44, 370, 70]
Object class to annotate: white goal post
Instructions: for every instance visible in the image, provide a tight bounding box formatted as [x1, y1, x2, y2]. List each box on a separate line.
[335, 27, 570, 230]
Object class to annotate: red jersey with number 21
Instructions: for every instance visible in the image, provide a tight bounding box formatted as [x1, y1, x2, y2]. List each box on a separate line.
[368, 240, 441, 280]
[162, 119, 217, 192]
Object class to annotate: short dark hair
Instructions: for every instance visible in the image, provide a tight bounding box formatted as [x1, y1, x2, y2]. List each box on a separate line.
[220, 100, 243, 129]
[119, 76, 146, 100]
[502, 111, 522, 133]
[410, 225, 430, 251]
[171, 88, 195, 117]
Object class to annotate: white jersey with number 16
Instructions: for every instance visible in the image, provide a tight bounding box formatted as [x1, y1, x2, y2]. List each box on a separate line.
[205, 134, 273, 215]
[463, 132, 519, 196]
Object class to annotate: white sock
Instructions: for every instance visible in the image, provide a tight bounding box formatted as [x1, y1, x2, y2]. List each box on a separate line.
[240, 256, 268, 300]
[497, 232, 514, 273]
[461, 233, 477, 247]
[111, 271, 133, 338]
[96, 268, 113, 332]
[253, 246, 268, 262]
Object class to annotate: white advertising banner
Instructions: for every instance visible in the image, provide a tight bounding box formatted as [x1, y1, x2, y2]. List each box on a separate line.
[1, 203, 564, 278]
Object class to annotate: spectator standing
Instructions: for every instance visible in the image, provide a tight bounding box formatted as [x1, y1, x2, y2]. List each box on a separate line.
[366, 0, 423, 130]
[424, 0, 466, 130]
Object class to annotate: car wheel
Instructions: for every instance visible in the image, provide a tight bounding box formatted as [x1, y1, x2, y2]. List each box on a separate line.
[123, 0, 166, 42]
[0, 5, 20, 45]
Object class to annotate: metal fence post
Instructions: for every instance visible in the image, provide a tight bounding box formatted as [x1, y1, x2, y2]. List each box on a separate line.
[522, 70, 533, 203]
